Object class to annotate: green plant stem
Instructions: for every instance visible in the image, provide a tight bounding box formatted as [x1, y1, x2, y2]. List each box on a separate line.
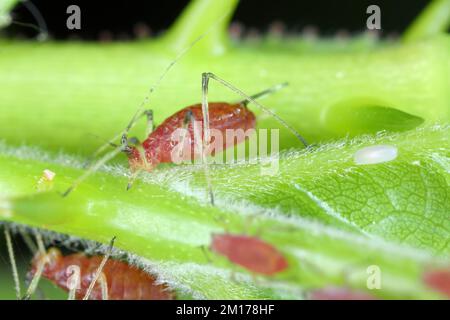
[0, 126, 448, 299]
[0, 36, 448, 157]
[403, 0, 450, 43]
[162, 0, 239, 55]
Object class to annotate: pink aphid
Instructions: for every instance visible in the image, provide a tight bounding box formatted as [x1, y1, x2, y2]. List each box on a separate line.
[423, 268, 450, 298]
[127, 102, 255, 171]
[309, 287, 376, 300]
[210, 234, 288, 276]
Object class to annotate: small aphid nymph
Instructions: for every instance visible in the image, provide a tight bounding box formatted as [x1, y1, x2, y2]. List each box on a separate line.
[353, 144, 398, 165]
[210, 234, 288, 276]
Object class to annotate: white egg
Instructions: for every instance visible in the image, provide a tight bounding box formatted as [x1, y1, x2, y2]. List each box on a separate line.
[354, 145, 398, 165]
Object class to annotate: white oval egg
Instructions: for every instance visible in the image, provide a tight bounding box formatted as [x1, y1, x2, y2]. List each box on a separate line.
[354, 145, 398, 165]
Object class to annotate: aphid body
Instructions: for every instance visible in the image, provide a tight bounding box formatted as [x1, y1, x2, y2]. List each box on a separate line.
[29, 248, 174, 300]
[210, 234, 288, 275]
[128, 102, 255, 170]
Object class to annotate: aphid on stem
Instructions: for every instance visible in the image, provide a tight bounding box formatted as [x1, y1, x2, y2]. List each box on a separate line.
[63, 32, 308, 206]
[209, 233, 289, 276]
[24, 236, 175, 300]
[28, 248, 175, 300]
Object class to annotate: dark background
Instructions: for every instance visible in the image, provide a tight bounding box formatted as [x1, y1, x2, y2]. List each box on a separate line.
[5, 0, 430, 40]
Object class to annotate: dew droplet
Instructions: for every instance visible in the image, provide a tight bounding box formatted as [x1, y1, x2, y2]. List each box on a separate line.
[354, 145, 398, 165]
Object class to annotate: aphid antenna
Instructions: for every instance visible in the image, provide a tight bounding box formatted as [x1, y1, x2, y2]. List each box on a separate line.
[64, 14, 229, 197]
[4, 225, 21, 299]
[201, 72, 309, 148]
[10, 20, 46, 37]
[67, 266, 81, 300]
[85, 132, 123, 166]
[18, 226, 38, 253]
[82, 236, 116, 300]
[62, 145, 123, 197]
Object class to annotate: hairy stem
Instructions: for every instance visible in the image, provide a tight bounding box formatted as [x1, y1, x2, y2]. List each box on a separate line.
[0, 126, 449, 299]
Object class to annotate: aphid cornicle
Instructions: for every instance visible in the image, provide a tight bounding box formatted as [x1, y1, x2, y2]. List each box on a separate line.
[28, 248, 175, 300]
[210, 233, 288, 276]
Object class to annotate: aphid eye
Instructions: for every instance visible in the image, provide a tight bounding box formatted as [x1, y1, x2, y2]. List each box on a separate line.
[353, 144, 398, 165]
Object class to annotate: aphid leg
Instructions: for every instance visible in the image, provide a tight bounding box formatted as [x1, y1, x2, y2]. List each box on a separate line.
[82, 237, 115, 300]
[125, 137, 148, 191]
[201, 72, 309, 147]
[63, 145, 124, 197]
[126, 168, 144, 191]
[201, 73, 215, 206]
[67, 267, 81, 300]
[84, 133, 122, 168]
[18, 227, 38, 253]
[83, 134, 120, 168]
[242, 83, 289, 123]
[19, 228, 47, 300]
[99, 273, 109, 300]
[240, 82, 289, 107]
[68, 110, 153, 195]
[23, 232, 47, 300]
[4, 226, 21, 299]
